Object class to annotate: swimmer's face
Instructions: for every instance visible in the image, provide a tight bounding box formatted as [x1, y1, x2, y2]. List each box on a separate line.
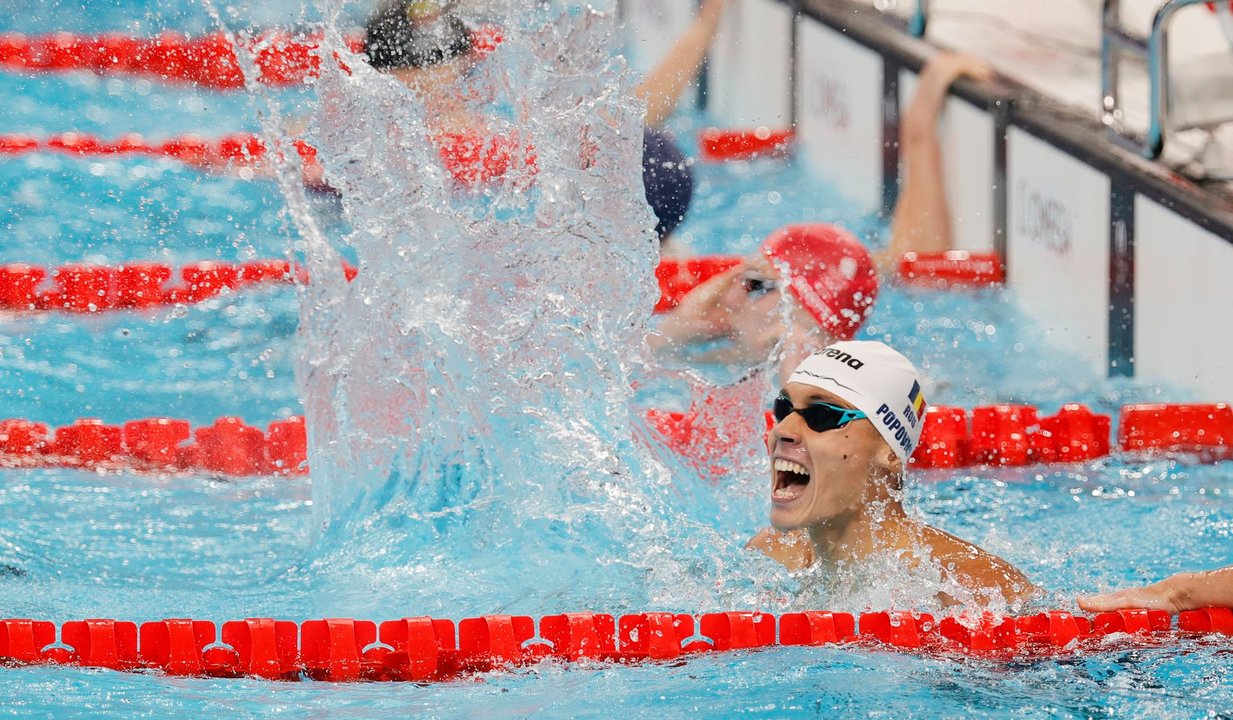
[390, 60, 471, 96]
[767, 382, 896, 531]
[723, 255, 786, 354]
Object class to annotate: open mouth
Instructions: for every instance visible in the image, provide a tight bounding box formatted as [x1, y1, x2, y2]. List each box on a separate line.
[772, 458, 810, 502]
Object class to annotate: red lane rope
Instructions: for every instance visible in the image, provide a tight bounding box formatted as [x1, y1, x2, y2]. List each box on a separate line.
[898, 251, 1004, 288]
[1, 608, 1230, 681]
[0, 252, 998, 317]
[0, 31, 362, 89]
[0, 416, 306, 477]
[0, 31, 356, 89]
[0, 27, 503, 89]
[0, 131, 311, 166]
[648, 401, 1233, 470]
[0, 260, 320, 313]
[0, 129, 535, 186]
[0, 403, 1228, 479]
[698, 128, 794, 161]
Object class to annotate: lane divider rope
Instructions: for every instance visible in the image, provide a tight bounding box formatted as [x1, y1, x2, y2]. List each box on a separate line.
[644, 401, 1232, 471]
[0, 131, 314, 167]
[0, 252, 1000, 317]
[698, 128, 795, 161]
[0, 129, 534, 186]
[1, 608, 1231, 681]
[0, 259, 319, 313]
[0, 416, 306, 477]
[0, 403, 1228, 479]
[0, 28, 504, 89]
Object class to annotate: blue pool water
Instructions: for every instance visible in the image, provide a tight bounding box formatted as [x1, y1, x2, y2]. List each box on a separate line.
[2, 1, 1233, 718]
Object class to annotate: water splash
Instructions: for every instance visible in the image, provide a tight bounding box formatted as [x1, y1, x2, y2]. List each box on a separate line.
[242, 0, 775, 616]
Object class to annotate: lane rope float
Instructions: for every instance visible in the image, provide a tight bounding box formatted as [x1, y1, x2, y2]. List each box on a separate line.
[1, 403, 1228, 480]
[0, 27, 504, 89]
[698, 127, 795, 161]
[0, 416, 306, 477]
[0, 251, 1000, 318]
[1, 608, 1231, 682]
[0, 129, 534, 187]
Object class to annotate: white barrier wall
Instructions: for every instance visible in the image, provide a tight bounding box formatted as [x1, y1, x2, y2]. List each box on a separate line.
[619, 0, 697, 75]
[794, 16, 884, 215]
[620, 0, 1233, 398]
[898, 71, 996, 253]
[706, 0, 793, 126]
[1135, 197, 1233, 399]
[1007, 127, 1110, 371]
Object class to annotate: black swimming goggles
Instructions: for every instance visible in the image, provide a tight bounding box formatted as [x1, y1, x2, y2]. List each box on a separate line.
[772, 395, 867, 433]
[739, 271, 777, 298]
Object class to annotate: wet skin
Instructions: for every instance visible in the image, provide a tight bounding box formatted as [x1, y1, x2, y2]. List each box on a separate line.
[754, 382, 1039, 608]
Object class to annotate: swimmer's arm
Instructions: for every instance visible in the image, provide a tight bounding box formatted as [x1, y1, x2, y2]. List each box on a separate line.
[747, 527, 814, 572]
[636, 0, 727, 128]
[875, 53, 994, 274]
[1079, 566, 1233, 614]
[924, 527, 1040, 607]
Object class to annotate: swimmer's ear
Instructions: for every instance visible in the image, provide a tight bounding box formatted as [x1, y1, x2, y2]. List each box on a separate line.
[886, 448, 903, 476]
[873, 443, 902, 476]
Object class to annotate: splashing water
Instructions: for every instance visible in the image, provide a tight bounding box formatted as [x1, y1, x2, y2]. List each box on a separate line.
[242, 1, 778, 616]
[238, 0, 1042, 620]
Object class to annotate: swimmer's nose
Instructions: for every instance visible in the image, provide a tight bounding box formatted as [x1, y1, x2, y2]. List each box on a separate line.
[771, 414, 804, 447]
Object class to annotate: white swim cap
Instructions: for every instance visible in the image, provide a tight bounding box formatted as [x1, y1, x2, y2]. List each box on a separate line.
[786, 340, 926, 461]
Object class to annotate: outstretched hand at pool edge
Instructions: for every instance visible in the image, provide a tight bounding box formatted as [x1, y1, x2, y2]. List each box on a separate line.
[1079, 566, 1233, 614]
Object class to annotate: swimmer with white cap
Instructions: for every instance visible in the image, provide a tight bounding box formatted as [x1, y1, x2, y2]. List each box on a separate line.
[651, 224, 878, 379]
[749, 340, 1037, 608]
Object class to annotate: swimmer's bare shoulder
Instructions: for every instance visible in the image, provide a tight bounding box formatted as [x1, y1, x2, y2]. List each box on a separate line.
[747, 528, 814, 572]
[917, 524, 1039, 606]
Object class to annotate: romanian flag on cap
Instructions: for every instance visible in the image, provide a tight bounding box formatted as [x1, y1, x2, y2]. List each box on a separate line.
[908, 380, 925, 417]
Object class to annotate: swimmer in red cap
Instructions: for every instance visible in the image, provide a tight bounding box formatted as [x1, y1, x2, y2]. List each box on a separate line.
[650, 223, 878, 378]
[651, 53, 993, 374]
[750, 341, 1037, 608]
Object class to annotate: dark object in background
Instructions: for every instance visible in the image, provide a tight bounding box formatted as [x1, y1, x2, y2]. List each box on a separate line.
[642, 128, 694, 241]
[364, 2, 473, 70]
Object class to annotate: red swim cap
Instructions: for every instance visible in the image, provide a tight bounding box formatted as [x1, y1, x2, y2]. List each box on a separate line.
[760, 224, 878, 341]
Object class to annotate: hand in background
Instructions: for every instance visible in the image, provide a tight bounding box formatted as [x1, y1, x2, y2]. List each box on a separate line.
[1079, 567, 1233, 615]
[1078, 580, 1186, 614]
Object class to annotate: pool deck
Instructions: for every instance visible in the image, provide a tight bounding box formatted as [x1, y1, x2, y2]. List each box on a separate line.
[858, 0, 1233, 188]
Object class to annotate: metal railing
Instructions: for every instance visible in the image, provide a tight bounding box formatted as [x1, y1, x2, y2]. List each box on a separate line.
[1101, 0, 1215, 158]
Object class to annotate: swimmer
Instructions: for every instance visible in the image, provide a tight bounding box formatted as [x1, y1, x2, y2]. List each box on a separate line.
[649, 224, 878, 381]
[874, 51, 995, 272]
[748, 341, 1037, 608]
[184, 1, 712, 239]
[362, 0, 722, 242]
[653, 53, 993, 374]
[1079, 565, 1233, 614]
[363, 0, 488, 136]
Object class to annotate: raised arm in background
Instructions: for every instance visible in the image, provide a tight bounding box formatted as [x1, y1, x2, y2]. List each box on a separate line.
[875, 52, 994, 273]
[635, 0, 728, 128]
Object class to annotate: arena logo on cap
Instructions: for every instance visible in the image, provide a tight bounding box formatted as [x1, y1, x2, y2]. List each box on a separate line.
[819, 347, 863, 370]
